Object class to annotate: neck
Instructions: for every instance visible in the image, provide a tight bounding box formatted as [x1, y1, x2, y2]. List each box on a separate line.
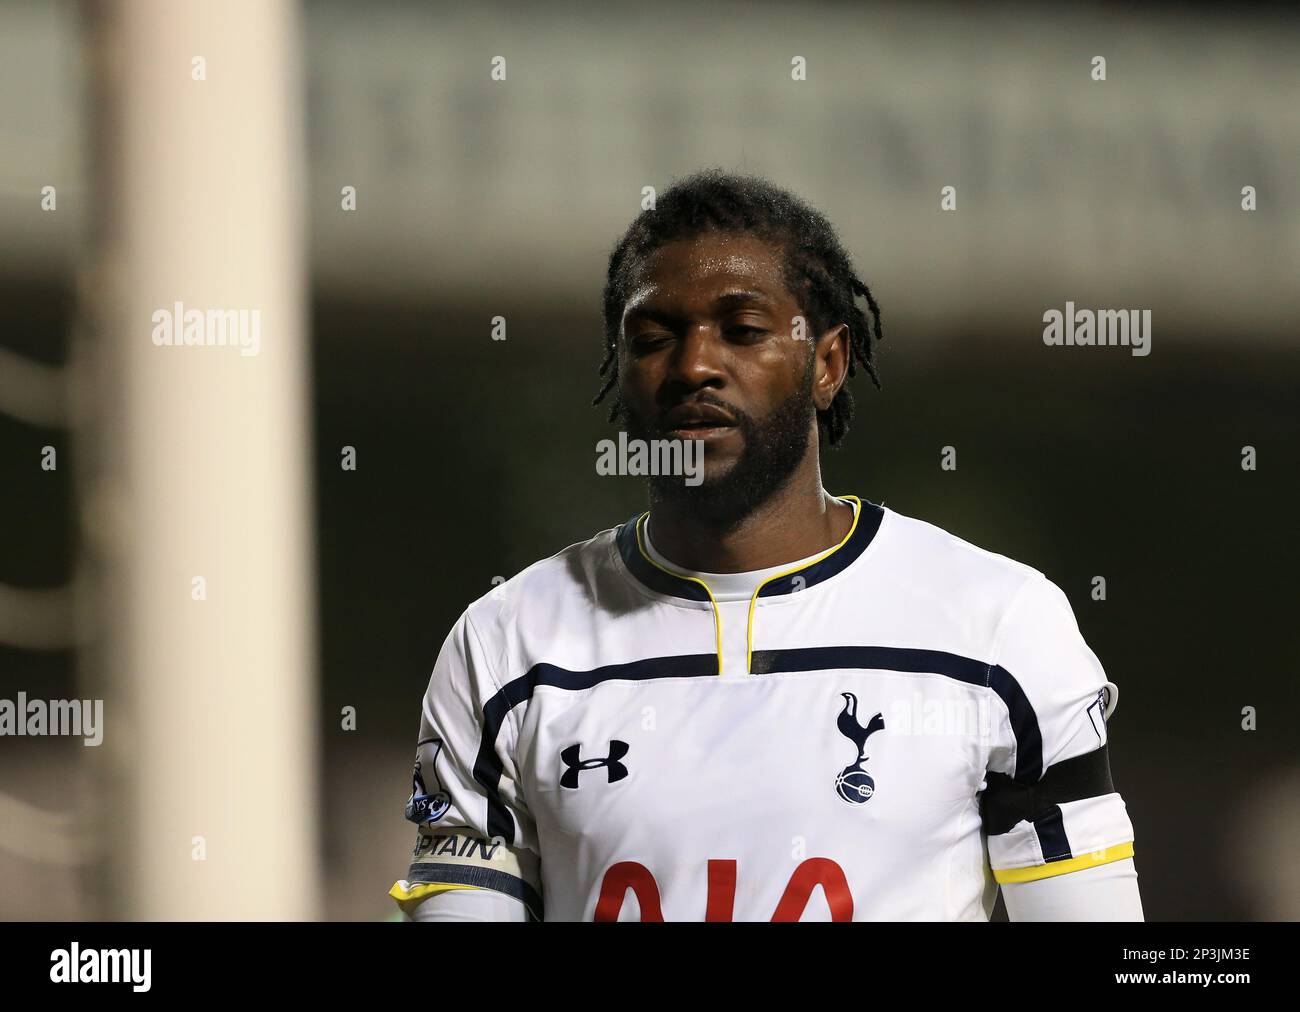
[645, 452, 853, 573]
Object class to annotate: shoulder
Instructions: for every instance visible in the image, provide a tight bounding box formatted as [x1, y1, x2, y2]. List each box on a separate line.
[874, 504, 1045, 612]
[866, 504, 1096, 676]
[872, 506, 1112, 778]
[456, 519, 629, 665]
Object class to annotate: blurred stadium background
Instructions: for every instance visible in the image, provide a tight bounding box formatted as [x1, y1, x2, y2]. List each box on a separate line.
[1, 0, 1297, 920]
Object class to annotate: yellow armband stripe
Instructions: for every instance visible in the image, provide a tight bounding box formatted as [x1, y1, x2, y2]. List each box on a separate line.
[993, 841, 1134, 884]
[389, 879, 482, 914]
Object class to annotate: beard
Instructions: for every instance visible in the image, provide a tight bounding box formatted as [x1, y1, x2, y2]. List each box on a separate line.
[616, 360, 817, 530]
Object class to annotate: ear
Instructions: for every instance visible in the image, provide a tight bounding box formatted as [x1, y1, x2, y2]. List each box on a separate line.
[811, 323, 850, 412]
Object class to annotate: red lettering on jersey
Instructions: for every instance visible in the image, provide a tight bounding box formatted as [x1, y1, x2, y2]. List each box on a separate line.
[705, 859, 737, 921]
[594, 861, 664, 922]
[593, 857, 854, 921]
[770, 858, 853, 922]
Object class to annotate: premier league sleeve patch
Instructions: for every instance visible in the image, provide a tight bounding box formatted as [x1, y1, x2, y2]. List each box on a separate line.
[404, 738, 452, 825]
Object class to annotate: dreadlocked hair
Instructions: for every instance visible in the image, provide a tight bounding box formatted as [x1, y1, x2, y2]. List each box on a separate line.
[593, 168, 884, 447]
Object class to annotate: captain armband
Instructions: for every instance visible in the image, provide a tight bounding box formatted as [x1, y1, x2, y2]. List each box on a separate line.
[390, 828, 544, 920]
[981, 746, 1135, 884]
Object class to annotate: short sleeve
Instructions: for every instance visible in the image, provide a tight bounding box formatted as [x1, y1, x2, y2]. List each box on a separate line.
[980, 575, 1136, 884]
[389, 611, 544, 919]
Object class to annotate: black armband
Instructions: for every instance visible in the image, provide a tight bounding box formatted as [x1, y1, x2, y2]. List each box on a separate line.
[980, 745, 1115, 836]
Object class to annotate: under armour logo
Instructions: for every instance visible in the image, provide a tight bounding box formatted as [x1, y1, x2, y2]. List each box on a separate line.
[560, 740, 630, 789]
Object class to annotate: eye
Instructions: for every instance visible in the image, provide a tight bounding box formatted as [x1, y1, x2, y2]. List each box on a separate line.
[725, 324, 769, 341]
[630, 331, 674, 353]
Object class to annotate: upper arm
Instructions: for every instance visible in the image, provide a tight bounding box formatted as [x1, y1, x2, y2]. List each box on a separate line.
[981, 575, 1137, 888]
[389, 610, 544, 920]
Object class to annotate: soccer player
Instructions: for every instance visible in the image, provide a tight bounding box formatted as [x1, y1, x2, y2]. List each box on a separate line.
[390, 170, 1142, 921]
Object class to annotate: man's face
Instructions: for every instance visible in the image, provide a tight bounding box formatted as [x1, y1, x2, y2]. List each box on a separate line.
[614, 231, 845, 521]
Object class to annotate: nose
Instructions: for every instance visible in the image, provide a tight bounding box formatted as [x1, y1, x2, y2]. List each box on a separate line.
[664, 323, 725, 391]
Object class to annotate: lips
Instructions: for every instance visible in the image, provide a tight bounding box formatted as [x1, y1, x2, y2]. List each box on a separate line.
[660, 402, 737, 434]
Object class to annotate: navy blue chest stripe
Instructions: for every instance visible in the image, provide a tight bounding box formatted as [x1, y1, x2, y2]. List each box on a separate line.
[474, 647, 1043, 844]
[751, 646, 1043, 784]
[474, 654, 719, 840]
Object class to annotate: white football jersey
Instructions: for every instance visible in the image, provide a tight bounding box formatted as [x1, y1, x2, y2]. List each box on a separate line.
[390, 495, 1135, 921]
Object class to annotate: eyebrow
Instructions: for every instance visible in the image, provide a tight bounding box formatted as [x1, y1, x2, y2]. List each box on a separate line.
[625, 289, 776, 321]
[622, 305, 679, 328]
[621, 287, 780, 337]
[713, 290, 776, 311]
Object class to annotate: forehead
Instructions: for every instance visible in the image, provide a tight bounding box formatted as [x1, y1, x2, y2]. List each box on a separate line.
[623, 233, 793, 312]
